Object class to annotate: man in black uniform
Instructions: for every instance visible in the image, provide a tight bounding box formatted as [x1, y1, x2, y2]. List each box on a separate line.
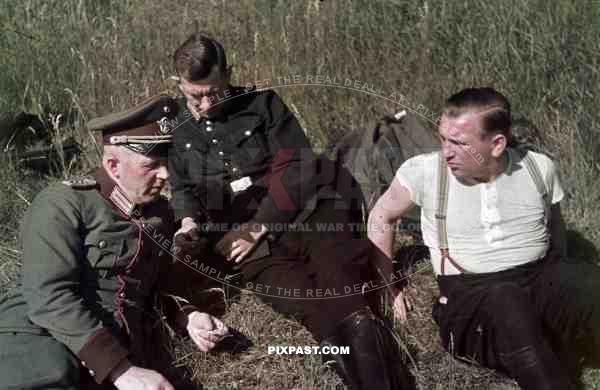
[168, 33, 415, 390]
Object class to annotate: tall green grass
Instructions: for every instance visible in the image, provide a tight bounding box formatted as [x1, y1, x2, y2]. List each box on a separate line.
[3, 0, 599, 244]
[0, 160, 45, 292]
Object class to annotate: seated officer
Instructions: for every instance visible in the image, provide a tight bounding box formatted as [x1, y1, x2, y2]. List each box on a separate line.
[0, 95, 228, 390]
[169, 33, 415, 390]
[369, 87, 600, 389]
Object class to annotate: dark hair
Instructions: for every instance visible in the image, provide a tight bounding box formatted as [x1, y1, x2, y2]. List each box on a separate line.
[443, 87, 511, 138]
[173, 33, 228, 81]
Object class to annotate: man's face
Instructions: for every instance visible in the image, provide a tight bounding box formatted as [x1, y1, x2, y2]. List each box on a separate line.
[438, 112, 496, 180]
[178, 67, 230, 119]
[117, 151, 169, 204]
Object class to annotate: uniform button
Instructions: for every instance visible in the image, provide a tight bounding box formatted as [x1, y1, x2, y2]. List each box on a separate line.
[81, 360, 86, 367]
[206, 126, 213, 132]
[232, 167, 238, 172]
[98, 240, 107, 249]
[206, 120, 212, 125]
[244, 130, 252, 136]
[218, 151, 224, 156]
[89, 369, 95, 377]
[212, 139, 218, 144]
[142, 223, 148, 229]
[225, 162, 230, 166]
[119, 292, 125, 299]
[185, 143, 191, 149]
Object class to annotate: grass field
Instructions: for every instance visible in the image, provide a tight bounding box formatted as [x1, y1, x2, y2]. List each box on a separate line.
[2, 0, 600, 388]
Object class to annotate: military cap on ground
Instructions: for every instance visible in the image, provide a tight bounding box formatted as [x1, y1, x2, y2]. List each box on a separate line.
[87, 93, 178, 157]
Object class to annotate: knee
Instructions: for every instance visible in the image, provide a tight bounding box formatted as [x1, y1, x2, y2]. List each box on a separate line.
[499, 345, 540, 370]
[0, 335, 80, 389]
[36, 337, 80, 387]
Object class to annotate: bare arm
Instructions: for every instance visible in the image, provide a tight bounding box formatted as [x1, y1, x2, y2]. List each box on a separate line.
[367, 176, 416, 287]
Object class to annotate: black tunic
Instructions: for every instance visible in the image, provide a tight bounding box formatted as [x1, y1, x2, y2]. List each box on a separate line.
[168, 87, 375, 340]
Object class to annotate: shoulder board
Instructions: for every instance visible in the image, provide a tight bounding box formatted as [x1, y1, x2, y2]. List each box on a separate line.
[61, 177, 97, 189]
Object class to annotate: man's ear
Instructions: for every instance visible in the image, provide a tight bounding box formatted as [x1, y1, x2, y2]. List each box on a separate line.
[490, 133, 507, 158]
[105, 155, 121, 179]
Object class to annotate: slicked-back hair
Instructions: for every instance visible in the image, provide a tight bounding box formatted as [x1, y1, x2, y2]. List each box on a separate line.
[173, 33, 228, 81]
[443, 87, 511, 138]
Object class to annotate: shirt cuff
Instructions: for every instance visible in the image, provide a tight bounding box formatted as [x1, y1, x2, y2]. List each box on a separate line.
[77, 328, 129, 384]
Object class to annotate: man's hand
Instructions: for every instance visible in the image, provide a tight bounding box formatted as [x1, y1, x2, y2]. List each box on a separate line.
[174, 217, 198, 239]
[110, 359, 174, 390]
[186, 311, 229, 352]
[215, 223, 268, 263]
[392, 288, 413, 323]
[173, 217, 210, 256]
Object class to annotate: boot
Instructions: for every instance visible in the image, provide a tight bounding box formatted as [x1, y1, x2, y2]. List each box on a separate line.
[320, 308, 416, 390]
[499, 345, 576, 390]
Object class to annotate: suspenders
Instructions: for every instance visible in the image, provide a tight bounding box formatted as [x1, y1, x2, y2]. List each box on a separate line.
[435, 148, 548, 275]
[435, 153, 469, 274]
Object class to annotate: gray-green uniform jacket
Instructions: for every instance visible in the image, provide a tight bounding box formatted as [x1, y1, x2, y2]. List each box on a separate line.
[0, 167, 201, 388]
[335, 112, 438, 210]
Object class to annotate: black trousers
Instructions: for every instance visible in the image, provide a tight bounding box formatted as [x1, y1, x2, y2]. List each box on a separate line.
[239, 199, 376, 341]
[433, 256, 600, 389]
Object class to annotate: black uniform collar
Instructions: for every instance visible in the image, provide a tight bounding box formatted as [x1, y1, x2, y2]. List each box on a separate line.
[95, 167, 136, 217]
[184, 85, 253, 123]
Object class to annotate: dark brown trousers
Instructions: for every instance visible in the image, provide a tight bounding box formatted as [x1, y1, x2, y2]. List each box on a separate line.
[433, 256, 600, 389]
[239, 199, 377, 341]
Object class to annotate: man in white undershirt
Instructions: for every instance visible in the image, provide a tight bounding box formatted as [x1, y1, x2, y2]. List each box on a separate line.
[368, 87, 600, 389]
